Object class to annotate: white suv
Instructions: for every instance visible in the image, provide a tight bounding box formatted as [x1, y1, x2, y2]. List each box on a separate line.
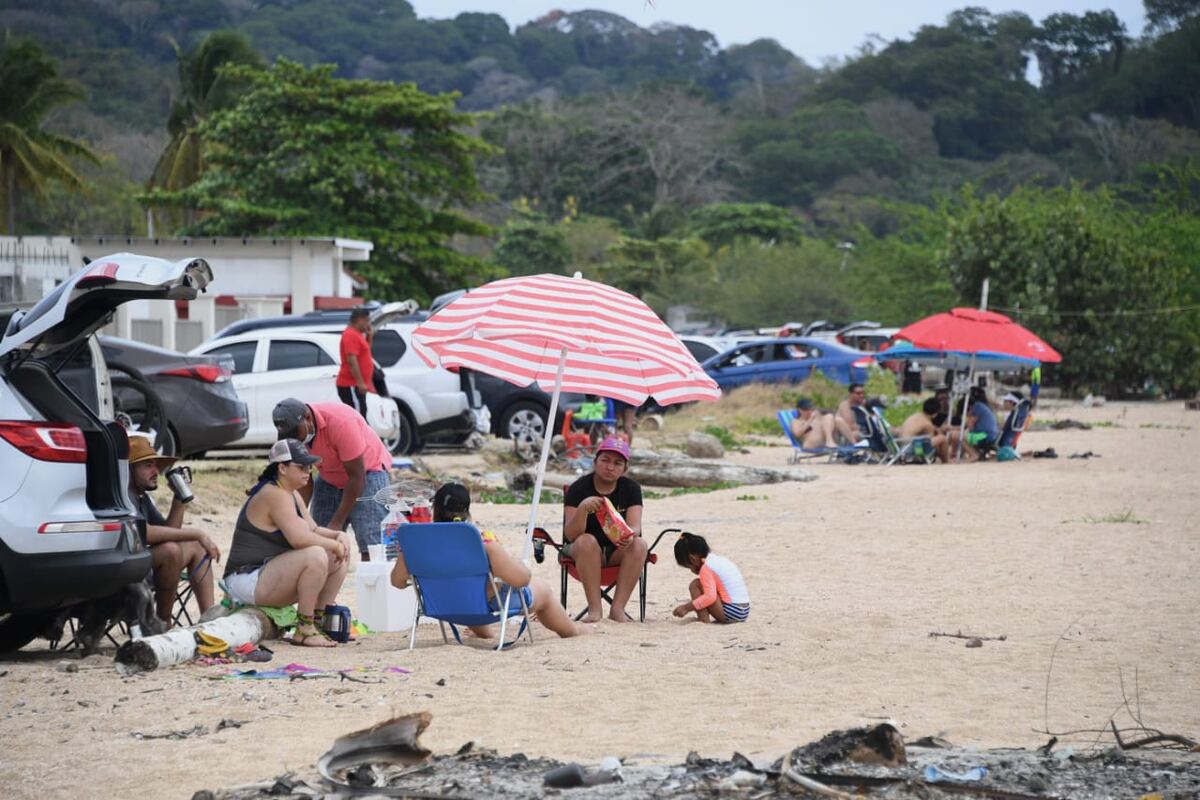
[0, 253, 212, 651]
[201, 302, 474, 453]
[189, 330, 400, 448]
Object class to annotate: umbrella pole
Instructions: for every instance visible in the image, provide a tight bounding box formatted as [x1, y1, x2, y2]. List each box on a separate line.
[520, 347, 565, 563]
[956, 353, 977, 461]
[498, 347, 566, 641]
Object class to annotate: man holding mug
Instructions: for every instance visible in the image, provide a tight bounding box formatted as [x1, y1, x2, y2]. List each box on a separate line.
[126, 436, 220, 624]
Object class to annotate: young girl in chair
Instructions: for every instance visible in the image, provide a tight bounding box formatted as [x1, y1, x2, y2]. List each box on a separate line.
[672, 532, 750, 624]
[389, 482, 587, 639]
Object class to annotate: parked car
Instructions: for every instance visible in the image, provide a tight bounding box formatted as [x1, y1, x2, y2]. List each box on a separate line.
[0, 253, 211, 651]
[214, 302, 578, 445]
[700, 337, 872, 391]
[679, 335, 740, 364]
[98, 336, 248, 457]
[189, 331, 401, 450]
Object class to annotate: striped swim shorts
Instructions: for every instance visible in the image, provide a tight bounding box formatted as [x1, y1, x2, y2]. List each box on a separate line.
[721, 602, 750, 623]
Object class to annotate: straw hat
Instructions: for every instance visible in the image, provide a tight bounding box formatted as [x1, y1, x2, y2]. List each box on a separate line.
[127, 435, 177, 470]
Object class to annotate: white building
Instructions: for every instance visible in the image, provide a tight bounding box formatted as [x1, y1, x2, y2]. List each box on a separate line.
[1, 235, 374, 351]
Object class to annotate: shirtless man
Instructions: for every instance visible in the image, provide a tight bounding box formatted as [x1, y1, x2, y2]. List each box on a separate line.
[789, 397, 838, 449]
[898, 397, 950, 462]
[834, 383, 867, 443]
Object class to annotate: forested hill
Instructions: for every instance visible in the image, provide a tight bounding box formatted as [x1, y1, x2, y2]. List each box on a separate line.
[0, 0, 809, 127]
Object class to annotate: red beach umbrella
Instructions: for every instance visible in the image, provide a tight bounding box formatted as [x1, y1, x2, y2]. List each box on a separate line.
[411, 272, 719, 573]
[894, 308, 1061, 363]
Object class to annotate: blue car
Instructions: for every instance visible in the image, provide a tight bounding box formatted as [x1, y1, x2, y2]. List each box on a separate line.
[701, 337, 872, 391]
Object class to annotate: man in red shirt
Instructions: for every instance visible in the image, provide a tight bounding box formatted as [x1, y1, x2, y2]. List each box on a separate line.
[273, 398, 392, 560]
[336, 307, 373, 418]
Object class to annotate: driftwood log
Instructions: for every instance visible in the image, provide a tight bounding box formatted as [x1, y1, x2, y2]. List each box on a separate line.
[114, 608, 276, 674]
[510, 448, 817, 491]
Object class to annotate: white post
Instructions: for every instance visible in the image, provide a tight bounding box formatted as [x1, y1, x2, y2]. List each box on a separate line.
[979, 278, 990, 311]
[497, 346, 566, 635]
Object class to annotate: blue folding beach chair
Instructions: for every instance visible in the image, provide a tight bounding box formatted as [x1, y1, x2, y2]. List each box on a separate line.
[776, 409, 870, 463]
[395, 521, 533, 651]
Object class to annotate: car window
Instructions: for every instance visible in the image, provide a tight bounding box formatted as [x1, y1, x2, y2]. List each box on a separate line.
[267, 340, 335, 371]
[371, 329, 407, 367]
[206, 341, 257, 375]
[683, 340, 717, 362]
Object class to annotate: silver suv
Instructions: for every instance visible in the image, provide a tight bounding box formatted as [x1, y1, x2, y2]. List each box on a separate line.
[0, 253, 212, 651]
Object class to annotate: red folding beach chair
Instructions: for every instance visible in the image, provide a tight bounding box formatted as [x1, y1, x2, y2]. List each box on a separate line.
[532, 485, 674, 622]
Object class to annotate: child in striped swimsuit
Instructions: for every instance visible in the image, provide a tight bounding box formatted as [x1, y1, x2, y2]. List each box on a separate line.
[672, 532, 750, 623]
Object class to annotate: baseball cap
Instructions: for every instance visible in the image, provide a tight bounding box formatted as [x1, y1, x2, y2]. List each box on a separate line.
[268, 438, 321, 466]
[1001, 392, 1021, 404]
[796, 397, 814, 411]
[127, 435, 178, 469]
[595, 435, 631, 462]
[272, 398, 309, 439]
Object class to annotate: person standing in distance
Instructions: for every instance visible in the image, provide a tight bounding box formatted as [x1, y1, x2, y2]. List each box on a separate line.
[336, 307, 373, 419]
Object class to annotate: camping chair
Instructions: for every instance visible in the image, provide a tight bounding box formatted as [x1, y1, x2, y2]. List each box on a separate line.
[171, 554, 212, 627]
[533, 488, 672, 621]
[394, 521, 533, 651]
[851, 406, 890, 463]
[998, 398, 1032, 451]
[776, 409, 870, 464]
[574, 397, 618, 442]
[869, 407, 936, 466]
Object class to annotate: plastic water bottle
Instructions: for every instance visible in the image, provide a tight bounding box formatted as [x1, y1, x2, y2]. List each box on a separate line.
[380, 502, 408, 560]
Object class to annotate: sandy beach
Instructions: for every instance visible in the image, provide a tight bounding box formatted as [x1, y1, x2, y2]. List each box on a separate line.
[0, 399, 1196, 798]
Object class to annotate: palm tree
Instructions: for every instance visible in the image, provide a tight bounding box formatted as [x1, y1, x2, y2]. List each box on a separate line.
[0, 36, 99, 234]
[147, 32, 262, 228]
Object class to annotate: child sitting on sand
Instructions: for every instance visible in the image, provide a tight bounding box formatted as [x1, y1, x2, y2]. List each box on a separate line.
[671, 532, 750, 624]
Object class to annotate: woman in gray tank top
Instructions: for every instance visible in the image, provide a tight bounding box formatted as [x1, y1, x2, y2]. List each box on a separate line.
[224, 439, 354, 647]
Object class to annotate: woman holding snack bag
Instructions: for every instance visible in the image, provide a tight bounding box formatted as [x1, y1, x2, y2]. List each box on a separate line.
[563, 436, 647, 623]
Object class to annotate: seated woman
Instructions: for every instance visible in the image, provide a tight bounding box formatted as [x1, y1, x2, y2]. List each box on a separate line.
[223, 439, 353, 647]
[963, 387, 1000, 461]
[389, 482, 586, 639]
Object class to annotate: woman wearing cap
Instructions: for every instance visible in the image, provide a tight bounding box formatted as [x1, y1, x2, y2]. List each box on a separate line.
[224, 439, 354, 647]
[563, 436, 646, 623]
[389, 482, 586, 639]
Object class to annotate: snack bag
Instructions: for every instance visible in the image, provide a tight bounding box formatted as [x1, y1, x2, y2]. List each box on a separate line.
[595, 497, 636, 547]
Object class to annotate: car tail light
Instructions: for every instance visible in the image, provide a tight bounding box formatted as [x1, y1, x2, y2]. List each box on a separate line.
[852, 358, 873, 369]
[76, 261, 120, 286]
[162, 364, 231, 383]
[0, 421, 87, 462]
[39, 521, 123, 534]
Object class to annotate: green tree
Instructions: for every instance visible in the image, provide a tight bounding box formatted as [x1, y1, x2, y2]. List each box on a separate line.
[1145, 0, 1200, 32]
[686, 202, 805, 248]
[490, 221, 571, 276]
[149, 59, 496, 301]
[148, 31, 262, 224]
[941, 185, 1197, 394]
[0, 37, 99, 233]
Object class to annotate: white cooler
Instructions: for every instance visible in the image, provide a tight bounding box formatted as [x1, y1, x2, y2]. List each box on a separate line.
[354, 561, 419, 632]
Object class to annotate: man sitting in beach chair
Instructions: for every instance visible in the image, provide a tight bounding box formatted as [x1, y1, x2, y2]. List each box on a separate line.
[897, 398, 950, 463]
[789, 397, 839, 450]
[834, 383, 868, 444]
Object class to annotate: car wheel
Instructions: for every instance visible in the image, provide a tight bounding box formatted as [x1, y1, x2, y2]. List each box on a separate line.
[499, 400, 548, 444]
[0, 612, 51, 653]
[383, 405, 418, 456]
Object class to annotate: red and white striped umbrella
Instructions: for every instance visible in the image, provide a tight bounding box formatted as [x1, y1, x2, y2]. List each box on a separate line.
[411, 273, 721, 405]
[411, 272, 719, 581]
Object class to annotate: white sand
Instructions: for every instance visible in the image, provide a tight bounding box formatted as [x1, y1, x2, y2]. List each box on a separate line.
[1, 400, 1196, 798]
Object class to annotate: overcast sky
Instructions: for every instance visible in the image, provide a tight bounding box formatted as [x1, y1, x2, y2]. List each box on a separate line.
[407, 1, 1148, 65]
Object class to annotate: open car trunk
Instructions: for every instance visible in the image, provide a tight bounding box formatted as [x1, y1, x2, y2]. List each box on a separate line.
[0, 253, 214, 518]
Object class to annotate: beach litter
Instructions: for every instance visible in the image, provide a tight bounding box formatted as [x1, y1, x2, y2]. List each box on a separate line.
[191, 715, 1200, 798]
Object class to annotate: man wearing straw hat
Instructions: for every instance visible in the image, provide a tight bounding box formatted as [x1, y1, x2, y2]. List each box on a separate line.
[126, 436, 220, 624]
